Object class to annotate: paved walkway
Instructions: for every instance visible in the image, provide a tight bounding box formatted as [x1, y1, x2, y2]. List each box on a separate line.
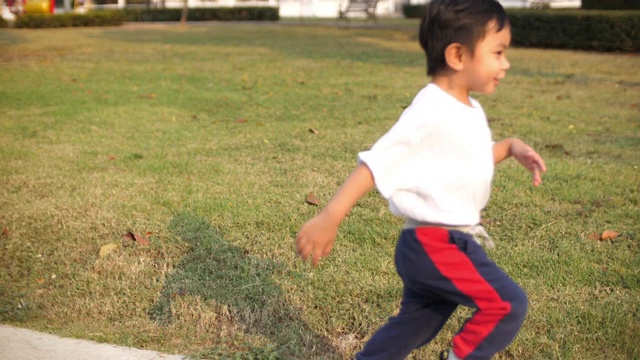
[0, 325, 188, 360]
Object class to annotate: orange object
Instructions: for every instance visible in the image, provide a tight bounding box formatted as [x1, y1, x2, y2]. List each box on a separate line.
[23, 0, 50, 13]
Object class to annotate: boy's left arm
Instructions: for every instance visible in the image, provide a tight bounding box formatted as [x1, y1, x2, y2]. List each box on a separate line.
[493, 138, 547, 187]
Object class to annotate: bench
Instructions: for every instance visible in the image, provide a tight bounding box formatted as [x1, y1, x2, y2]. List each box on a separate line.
[338, 0, 379, 22]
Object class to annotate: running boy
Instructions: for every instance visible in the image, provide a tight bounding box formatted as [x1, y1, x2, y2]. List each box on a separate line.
[296, 0, 547, 359]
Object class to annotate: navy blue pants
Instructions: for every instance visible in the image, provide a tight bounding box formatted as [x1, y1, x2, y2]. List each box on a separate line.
[355, 227, 528, 360]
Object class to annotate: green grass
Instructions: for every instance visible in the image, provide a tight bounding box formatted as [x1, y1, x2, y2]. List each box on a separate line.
[1, 22, 639, 360]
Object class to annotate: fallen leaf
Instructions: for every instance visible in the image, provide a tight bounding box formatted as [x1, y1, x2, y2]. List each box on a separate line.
[545, 143, 565, 150]
[600, 230, 620, 241]
[108, 155, 116, 161]
[587, 232, 600, 240]
[631, 104, 638, 109]
[544, 143, 570, 155]
[99, 243, 118, 257]
[134, 233, 150, 246]
[236, 118, 247, 124]
[122, 231, 150, 246]
[36, 278, 45, 283]
[140, 93, 157, 100]
[306, 192, 320, 206]
[2, 227, 8, 237]
[309, 127, 319, 134]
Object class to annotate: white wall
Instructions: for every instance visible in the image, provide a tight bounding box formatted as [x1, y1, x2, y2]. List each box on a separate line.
[279, 0, 397, 18]
[406, 0, 580, 8]
[85, 0, 580, 18]
[500, 0, 580, 8]
[278, 0, 580, 18]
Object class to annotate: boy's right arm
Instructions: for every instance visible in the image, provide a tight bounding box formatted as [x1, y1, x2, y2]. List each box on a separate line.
[295, 163, 375, 267]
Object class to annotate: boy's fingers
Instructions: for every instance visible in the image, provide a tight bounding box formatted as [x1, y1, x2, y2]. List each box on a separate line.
[533, 155, 547, 173]
[529, 150, 546, 171]
[533, 172, 541, 186]
[295, 227, 334, 267]
[539, 160, 547, 173]
[321, 245, 333, 257]
[312, 253, 321, 268]
[532, 163, 544, 186]
[297, 237, 323, 267]
[295, 234, 304, 255]
[298, 248, 307, 261]
[297, 239, 312, 261]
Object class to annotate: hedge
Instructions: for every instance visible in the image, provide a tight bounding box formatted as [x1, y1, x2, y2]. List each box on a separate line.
[123, 7, 280, 22]
[582, 0, 640, 10]
[508, 10, 640, 52]
[402, 4, 426, 19]
[10, 7, 278, 28]
[403, 7, 640, 52]
[14, 10, 125, 28]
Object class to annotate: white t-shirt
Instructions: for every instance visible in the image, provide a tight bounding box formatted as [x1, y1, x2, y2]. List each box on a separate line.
[358, 83, 494, 226]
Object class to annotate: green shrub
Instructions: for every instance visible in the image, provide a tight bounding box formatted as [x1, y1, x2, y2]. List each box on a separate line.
[15, 10, 125, 28]
[123, 8, 181, 22]
[508, 10, 640, 52]
[582, 0, 640, 10]
[403, 7, 639, 52]
[123, 7, 280, 22]
[402, 4, 426, 19]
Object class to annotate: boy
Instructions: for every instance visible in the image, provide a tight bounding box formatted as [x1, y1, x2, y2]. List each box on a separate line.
[296, 0, 547, 359]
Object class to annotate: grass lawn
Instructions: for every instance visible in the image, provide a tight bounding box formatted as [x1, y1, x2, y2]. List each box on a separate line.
[1, 21, 639, 359]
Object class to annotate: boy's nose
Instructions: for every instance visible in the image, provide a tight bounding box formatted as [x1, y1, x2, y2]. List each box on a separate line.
[503, 57, 511, 71]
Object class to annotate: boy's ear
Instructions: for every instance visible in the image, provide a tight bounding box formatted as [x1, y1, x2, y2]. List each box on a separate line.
[444, 43, 466, 71]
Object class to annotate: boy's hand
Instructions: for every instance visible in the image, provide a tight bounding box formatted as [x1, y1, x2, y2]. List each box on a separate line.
[295, 163, 375, 268]
[296, 211, 339, 268]
[510, 139, 547, 187]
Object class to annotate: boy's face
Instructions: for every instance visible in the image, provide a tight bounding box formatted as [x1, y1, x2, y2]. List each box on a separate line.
[463, 22, 511, 95]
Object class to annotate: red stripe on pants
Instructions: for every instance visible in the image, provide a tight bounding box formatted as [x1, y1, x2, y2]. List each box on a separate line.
[415, 227, 511, 359]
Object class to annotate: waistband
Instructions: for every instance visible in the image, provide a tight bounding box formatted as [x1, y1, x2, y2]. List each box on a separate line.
[403, 219, 495, 249]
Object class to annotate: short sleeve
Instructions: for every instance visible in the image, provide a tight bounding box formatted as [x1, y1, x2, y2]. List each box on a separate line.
[357, 107, 422, 198]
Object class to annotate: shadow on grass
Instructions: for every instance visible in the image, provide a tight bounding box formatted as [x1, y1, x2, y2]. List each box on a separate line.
[92, 25, 422, 69]
[149, 212, 339, 359]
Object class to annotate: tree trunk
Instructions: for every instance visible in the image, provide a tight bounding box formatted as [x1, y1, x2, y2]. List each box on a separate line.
[180, 0, 188, 24]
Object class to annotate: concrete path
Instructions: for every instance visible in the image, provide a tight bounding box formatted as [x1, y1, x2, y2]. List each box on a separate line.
[0, 325, 188, 360]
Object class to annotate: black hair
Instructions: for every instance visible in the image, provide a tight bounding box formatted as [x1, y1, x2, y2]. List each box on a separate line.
[419, 0, 509, 76]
